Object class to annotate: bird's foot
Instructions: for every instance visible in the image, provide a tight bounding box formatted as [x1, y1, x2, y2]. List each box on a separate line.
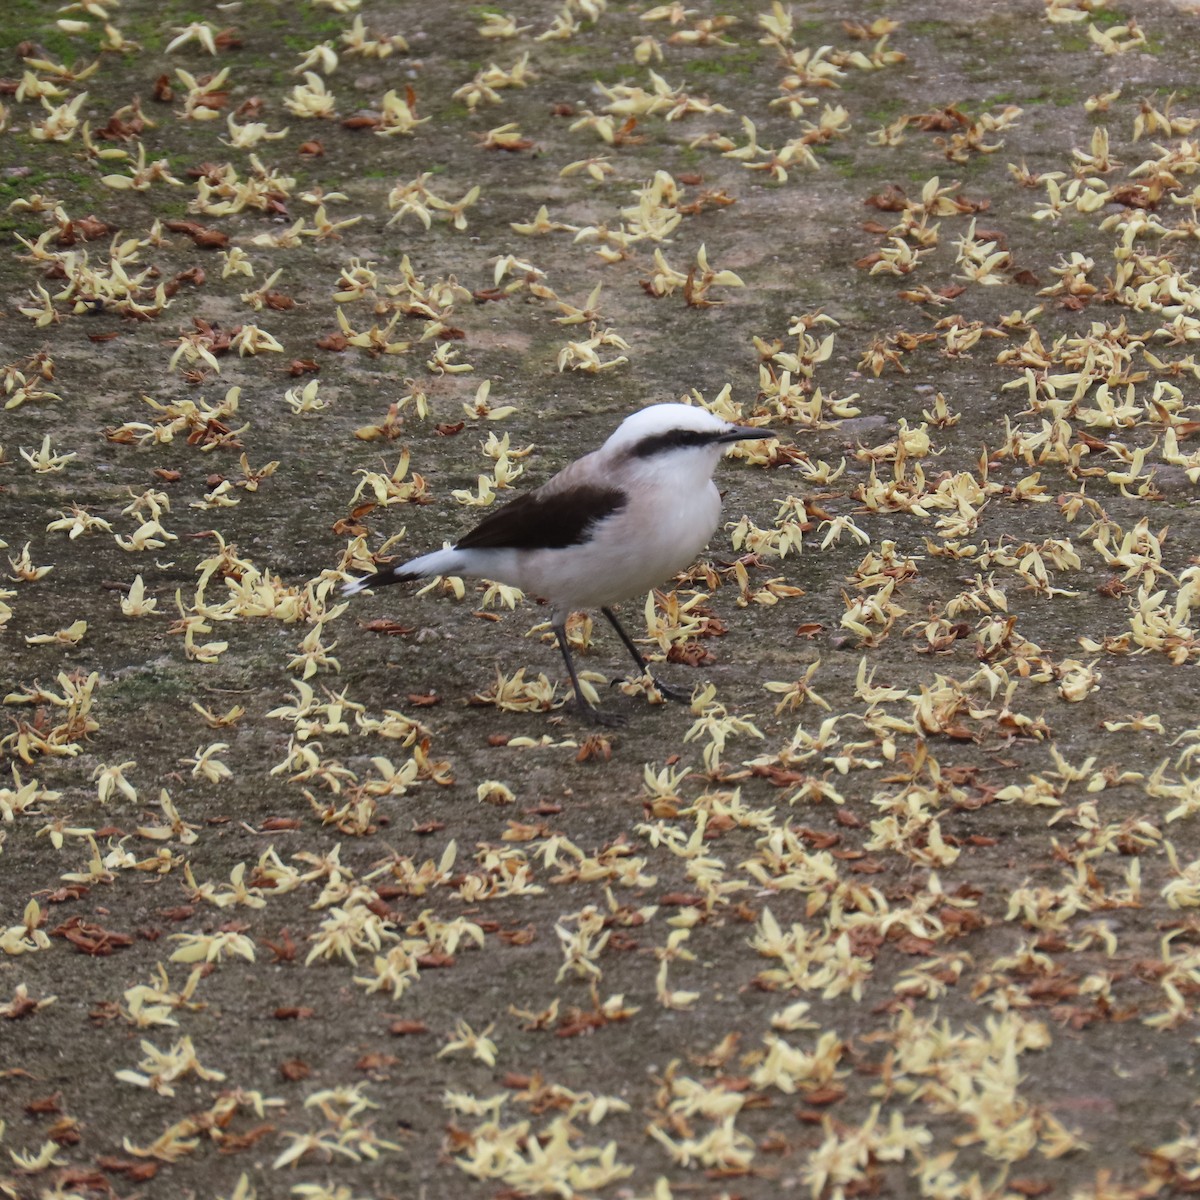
[650, 676, 693, 704]
[575, 699, 627, 727]
[609, 673, 692, 704]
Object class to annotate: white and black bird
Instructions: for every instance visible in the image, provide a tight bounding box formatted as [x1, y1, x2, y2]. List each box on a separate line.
[343, 402, 773, 723]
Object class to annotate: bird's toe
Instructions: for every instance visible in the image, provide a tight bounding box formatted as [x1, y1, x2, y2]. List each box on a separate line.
[609, 673, 692, 704]
[576, 701, 627, 727]
[652, 678, 693, 703]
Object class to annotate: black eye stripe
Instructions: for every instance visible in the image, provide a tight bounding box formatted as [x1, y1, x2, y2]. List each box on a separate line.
[631, 429, 722, 458]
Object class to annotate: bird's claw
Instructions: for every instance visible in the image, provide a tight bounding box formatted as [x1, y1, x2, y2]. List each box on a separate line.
[608, 674, 692, 704]
[651, 678, 693, 703]
[576, 700, 627, 727]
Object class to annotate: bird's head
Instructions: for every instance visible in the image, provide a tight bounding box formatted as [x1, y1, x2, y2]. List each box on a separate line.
[603, 403, 771, 468]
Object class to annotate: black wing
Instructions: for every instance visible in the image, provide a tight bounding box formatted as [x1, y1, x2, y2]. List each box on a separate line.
[456, 482, 627, 551]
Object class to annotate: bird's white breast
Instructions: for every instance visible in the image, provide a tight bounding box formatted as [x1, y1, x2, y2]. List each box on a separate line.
[515, 476, 722, 615]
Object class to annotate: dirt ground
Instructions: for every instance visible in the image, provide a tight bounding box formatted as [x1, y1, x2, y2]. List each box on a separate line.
[4, 0, 1200, 1197]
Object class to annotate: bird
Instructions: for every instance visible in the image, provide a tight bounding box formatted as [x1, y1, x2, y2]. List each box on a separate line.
[343, 402, 773, 723]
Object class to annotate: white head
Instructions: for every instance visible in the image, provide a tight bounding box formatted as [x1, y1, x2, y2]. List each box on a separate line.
[602, 403, 769, 468]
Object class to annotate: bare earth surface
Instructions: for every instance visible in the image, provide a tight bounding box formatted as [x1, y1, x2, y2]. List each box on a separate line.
[4, 0, 1200, 1197]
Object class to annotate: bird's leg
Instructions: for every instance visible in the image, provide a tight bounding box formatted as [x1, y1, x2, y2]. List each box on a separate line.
[600, 606, 692, 703]
[554, 620, 625, 726]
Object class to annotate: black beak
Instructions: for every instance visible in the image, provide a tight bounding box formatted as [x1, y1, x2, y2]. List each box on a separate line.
[720, 424, 773, 443]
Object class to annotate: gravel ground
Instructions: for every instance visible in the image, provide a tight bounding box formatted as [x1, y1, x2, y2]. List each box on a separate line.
[4, 1, 1200, 1198]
